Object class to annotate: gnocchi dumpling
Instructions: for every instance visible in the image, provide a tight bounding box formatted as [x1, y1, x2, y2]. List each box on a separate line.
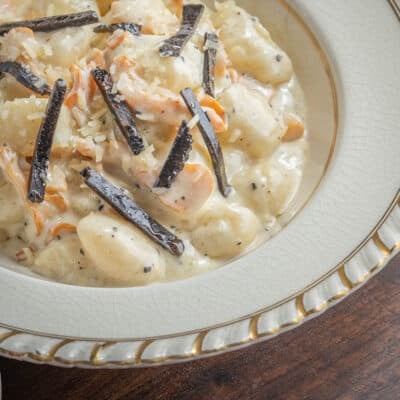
[232, 163, 271, 218]
[108, 33, 203, 93]
[218, 83, 284, 158]
[267, 166, 300, 216]
[70, 191, 102, 217]
[0, 182, 24, 233]
[0, 23, 93, 71]
[233, 149, 304, 219]
[77, 213, 166, 285]
[0, 98, 73, 156]
[190, 203, 261, 259]
[110, 0, 179, 35]
[33, 234, 104, 286]
[38, 27, 95, 68]
[212, 1, 293, 84]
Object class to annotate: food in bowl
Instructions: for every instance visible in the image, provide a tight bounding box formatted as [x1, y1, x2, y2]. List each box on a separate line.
[0, 0, 308, 286]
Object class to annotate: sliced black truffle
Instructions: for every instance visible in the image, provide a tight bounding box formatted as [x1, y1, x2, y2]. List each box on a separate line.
[0, 10, 99, 36]
[203, 33, 218, 97]
[94, 23, 141, 35]
[28, 79, 67, 203]
[81, 168, 185, 256]
[154, 121, 193, 189]
[159, 4, 204, 57]
[0, 61, 51, 95]
[90, 67, 144, 155]
[180, 87, 231, 197]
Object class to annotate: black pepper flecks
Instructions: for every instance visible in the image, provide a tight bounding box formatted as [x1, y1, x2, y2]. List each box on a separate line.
[0, 61, 51, 95]
[159, 4, 205, 57]
[251, 183, 257, 190]
[143, 266, 152, 273]
[81, 168, 185, 256]
[0, 10, 99, 36]
[154, 121, 192, 189]
[27, 79, 67, 203]
[181, 87, 231, 197]
[275, 54, 282, 63]
[90, 67, 144, 155]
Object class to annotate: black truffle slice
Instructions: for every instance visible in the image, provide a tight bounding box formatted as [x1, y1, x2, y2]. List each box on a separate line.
[90, 67, 145, 155]
[202, 33, 218, 97]
[154, 121, 193, 189]
[81, 168, 185, 256]
[94, 23, 141, 35]
[0, 61, 51, 95]
[159, 4, 204, 57]
[0, 10, 99, 36]
[180, 87, 231, 197]
[28, 79, 67, 203]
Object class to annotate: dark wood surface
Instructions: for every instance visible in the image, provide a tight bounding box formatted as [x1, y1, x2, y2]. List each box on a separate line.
[0, 254, 399, 400]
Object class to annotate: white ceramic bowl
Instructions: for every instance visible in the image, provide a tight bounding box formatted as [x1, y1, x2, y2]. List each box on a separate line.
[0, 0, 399, 367]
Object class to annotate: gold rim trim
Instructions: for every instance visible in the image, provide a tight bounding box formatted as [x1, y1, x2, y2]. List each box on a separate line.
[0, 211, 398, 366]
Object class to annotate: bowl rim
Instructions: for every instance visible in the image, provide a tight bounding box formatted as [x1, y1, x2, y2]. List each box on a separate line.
[0, 0, 399, 367]
[0, 194, 398, 367]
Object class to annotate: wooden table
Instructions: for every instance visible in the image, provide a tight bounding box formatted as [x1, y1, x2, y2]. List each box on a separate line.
[0, 254, 399, 400]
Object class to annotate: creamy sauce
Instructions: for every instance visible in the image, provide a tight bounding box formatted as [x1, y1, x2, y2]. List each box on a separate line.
[0, 0, 308, 287]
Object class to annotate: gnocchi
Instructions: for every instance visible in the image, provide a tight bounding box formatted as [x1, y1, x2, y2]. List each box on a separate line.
[191, 203, 261, 259]
[110, 0, 179, 35]
[218, 83, 284, 158]
[77, 213, 166, 285]
[0, 97, 72, 156]
[107, 33, 203, 93]
[212, 1, 293, 84]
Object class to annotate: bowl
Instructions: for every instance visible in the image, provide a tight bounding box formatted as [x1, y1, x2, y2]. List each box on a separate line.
[0, 0, 399, 367]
